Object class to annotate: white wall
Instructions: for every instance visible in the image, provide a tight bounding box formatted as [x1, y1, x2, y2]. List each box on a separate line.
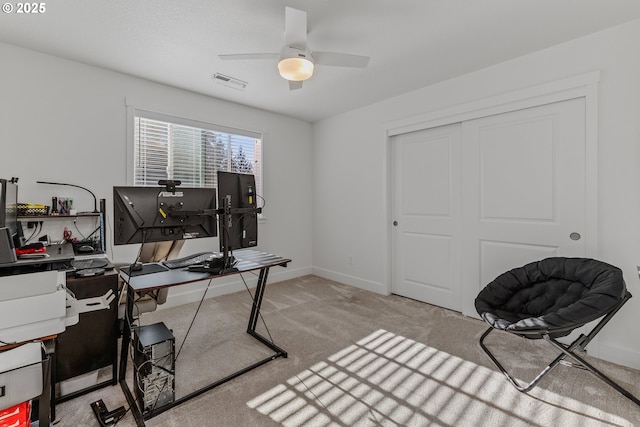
[312, 19, 640, 369]
[0, 42, 313, 300]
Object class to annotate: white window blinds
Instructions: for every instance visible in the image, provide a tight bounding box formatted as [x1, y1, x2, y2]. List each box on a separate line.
[133, 110, 262, 196]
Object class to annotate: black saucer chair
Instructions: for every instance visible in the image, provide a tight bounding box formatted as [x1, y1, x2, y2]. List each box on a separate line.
[475, 257, 640, 406]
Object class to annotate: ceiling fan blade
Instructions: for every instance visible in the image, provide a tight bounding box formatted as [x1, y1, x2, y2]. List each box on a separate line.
[313, 51, 370, 68]
[285, 7, 307, 49]
[289, 80, 303, 90]
[219, 53, 278, 61]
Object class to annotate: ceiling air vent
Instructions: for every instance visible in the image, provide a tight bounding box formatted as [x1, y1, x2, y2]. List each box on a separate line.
[211, 73, 247, 90]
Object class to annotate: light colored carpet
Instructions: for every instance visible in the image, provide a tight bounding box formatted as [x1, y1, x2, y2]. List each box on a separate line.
[55, 275, 640, 426]
[248, 329, 632, 426]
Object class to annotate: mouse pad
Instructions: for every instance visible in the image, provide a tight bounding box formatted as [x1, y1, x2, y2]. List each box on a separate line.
[121, 263, 169, 276]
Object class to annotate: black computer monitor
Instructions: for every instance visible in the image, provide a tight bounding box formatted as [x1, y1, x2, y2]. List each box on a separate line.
[0, 179, 18, 236]
[217, 172, 260, 253]
[113, 185, 217, 245]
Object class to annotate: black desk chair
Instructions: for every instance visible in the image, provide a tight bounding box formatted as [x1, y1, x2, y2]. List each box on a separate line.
[475, 257, 640, 406]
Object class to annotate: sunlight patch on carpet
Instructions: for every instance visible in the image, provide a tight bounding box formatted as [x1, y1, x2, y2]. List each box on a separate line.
[247, 329, 632, 426]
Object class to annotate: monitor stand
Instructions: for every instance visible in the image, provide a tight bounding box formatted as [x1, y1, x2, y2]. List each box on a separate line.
[187, 254, 237, 274]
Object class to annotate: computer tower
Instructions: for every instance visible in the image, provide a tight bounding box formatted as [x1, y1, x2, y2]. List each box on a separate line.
[133, 322, 175, 415]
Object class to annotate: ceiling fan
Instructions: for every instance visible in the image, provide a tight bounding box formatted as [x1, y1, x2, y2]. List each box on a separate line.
[219, 7, 370, 90]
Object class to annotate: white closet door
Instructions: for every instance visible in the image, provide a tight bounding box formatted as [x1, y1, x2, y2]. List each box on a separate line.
[391, 97, 587, 317]
[392, 124, 462, 311]
[460, 98, 587, 316]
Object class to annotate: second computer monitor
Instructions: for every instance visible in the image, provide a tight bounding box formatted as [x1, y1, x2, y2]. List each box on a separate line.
[217, 171, 259, 252]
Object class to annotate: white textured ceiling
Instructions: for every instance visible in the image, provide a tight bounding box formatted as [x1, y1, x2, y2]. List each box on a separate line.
[1, 0, 640, 122]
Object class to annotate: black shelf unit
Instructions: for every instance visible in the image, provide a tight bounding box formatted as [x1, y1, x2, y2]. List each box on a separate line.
[54, 269, 119, 403]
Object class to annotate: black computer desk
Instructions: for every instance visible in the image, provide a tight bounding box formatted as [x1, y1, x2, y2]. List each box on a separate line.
[118, 249, 291, 426]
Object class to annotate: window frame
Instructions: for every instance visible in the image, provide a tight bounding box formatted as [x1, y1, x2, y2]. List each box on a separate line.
[126, 106, 263, 204]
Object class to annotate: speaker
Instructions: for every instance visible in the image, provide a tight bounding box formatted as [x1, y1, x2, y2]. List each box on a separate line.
[0, 227, 16, 264]
[13, 221, 25, 249]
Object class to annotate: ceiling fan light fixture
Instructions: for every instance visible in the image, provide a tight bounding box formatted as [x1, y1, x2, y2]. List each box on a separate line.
[278, 46, 314, 81]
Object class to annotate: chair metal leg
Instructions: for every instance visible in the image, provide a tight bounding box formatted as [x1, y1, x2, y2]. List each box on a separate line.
[544, 334, 640, 406]
[479, 327, 566, 392]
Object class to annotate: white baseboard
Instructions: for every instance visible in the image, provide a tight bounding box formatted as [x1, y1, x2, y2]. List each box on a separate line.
[159, 265, 312, 310]
[597, 342, 640, 370]
[311, 267, 389, 295]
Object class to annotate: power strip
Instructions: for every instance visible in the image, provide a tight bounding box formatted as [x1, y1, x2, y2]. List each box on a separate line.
[90, 399, 126, 426]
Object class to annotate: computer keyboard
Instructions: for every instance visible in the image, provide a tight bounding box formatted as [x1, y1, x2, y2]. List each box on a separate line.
[162, 252, 218, 269]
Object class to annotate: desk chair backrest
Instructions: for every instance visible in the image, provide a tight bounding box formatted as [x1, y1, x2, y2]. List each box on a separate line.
[137, 240, 184, 305]
[117, 240, 185, 318]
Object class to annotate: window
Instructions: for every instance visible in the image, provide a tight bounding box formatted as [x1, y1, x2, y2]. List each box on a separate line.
[132, 109, 262, 197]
